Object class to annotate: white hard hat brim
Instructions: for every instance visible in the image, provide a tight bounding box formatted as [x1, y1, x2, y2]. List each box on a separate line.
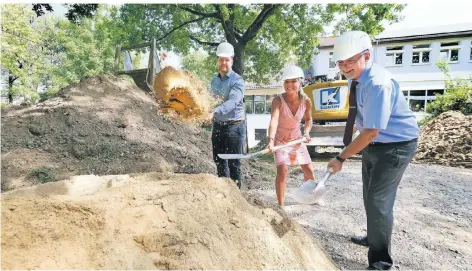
[282, 75, 304, 81]
[217, 53, 234, 57]
[332, 49, 369, 63]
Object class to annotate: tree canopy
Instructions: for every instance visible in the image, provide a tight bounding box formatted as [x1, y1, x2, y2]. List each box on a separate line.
[117, 4, 404, 83]
[1, 3, 405, 104]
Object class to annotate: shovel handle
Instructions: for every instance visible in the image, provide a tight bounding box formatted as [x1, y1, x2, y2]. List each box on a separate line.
[251, 138, 308, 158]
[271, 138, 307, 152]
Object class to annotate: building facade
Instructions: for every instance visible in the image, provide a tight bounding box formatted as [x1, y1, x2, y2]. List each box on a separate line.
[244, 82, 282, 148]
[312, 23, 472, 119]
[245, 23, 472, 148]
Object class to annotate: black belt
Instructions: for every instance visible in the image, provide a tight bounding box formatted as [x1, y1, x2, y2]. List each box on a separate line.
[214, 120, 245, 126]
[369, 138, 417, 146]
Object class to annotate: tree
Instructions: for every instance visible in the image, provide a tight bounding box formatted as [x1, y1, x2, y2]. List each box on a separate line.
[1, 5, 121, 104]
[1, 4, 41, 103]
[64, 4, 99, 24]
[325, 4, 405, 37]
[32, 4, 53, 17]
[425, 60, 472, 118]
[116, 4, 404, 83]
[181, 50, 216, 88]
[37, 5, 120, 90]
[31, 3, 99, 24]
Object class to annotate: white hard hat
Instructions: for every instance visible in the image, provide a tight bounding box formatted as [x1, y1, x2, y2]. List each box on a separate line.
[216, 42, 234, 57]
[332, 31, 372, 62]
[281, 65, 305, 81]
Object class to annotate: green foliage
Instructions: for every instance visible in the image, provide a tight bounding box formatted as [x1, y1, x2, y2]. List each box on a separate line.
[181, 50, 216, 88]
[28, 168, 56, 184]
[1, 4, 53, 103]
[116, 4, 404, 83]
[426, 60, 472, 117]
[1, 5, 122, 104]
[64, 4, 99, 24]
[1, 3, 404, 104]
[325, 4, 405, 36]
[40, 15, 116, 85]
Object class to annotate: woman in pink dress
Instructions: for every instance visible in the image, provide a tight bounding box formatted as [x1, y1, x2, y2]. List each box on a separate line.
[268, 65, 315, 206]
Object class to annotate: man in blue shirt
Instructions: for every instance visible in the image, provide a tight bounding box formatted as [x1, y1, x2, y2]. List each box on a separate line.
[205, 42, 246, 189]
[327, 31, 419, 270]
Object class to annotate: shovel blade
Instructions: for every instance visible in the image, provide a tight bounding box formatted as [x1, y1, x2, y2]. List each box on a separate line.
[291, 170, 332, 204]
[217, 153, 259, 159]
[311, 183, 327, 199]
[218, 154, 246, 159]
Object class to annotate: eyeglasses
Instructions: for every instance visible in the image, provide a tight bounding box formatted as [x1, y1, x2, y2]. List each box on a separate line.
[336, 50, 368, 67]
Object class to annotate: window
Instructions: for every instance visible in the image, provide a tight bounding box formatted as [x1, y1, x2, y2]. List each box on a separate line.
[255, 129, 267, 141]
[245, 96, 254, 114]
[440, 41, 460, 62]
[328, 52, 336, 69]
[409, 100, 425, 112]
[428, 89, 444, 96]
[412, 44, 431, 64]
[245, 95, 276, 114]
[386, 46, 404, 66]
[403, 89, 444, 112]
[265, 95, 273, 114]
[470, 41, 472, 61]
[254, 95, 265, 114]
[410, 90, 426, 96]
[402, 90, 409, 100]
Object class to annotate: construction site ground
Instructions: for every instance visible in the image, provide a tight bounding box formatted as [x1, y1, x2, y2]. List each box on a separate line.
[1, 75, 471, 269]
[247, 157, 472, 270]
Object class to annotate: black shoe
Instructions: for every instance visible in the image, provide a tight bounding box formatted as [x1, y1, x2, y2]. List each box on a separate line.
[367, 261, 393, 270]
[351, 235, 369, 247]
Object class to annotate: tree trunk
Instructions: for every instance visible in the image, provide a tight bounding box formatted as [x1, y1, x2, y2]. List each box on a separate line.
[8, 75, 15, 104]
[232, 43, 245, 76]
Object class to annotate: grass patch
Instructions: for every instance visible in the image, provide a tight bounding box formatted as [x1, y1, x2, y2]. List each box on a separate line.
[71, 143, 122, 161]
[28, 168, 56, 184]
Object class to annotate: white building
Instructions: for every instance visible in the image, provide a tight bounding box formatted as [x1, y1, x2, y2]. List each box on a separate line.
[245, 23, 472, 148]
[244, 82, 282, 148]
[313, 22, 472, 119]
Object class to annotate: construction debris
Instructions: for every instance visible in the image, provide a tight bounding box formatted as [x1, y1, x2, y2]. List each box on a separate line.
[414, 111, 472, 168]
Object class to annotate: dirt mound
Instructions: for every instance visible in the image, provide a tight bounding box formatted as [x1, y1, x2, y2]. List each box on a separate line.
[153, 67, 216, 120]
[414, 111, 472, 168]
[1, 75, 215, 191]
[1, 172, 337, 270]
[1, 75, 275, 192]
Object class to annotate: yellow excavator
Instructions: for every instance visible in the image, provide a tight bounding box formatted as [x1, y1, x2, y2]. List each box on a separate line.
[302, 79, 353, 153]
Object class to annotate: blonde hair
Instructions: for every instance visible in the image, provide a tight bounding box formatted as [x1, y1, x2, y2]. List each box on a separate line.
[297, 78, 308, 100]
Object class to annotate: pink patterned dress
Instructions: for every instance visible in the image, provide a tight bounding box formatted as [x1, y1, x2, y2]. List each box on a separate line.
[274, 94, 311, 166]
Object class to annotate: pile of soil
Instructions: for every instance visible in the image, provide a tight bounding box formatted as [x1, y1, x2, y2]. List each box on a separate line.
[0, 75, 275, 192]
[1, 172, 337, 270]
[1, 75, 218, 191]
[414, 111, 472, 168]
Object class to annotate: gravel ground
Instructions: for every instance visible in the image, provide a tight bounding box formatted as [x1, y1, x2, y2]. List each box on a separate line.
[247, 160, 472, 270]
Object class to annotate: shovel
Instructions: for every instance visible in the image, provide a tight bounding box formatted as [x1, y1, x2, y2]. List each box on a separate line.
[218, 138, 307, 160]
[291, 167, 334, 204]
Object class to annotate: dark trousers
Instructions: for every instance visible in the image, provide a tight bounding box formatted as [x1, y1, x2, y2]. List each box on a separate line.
[211, 121, 246, 189]
[361, 140, 418, 270]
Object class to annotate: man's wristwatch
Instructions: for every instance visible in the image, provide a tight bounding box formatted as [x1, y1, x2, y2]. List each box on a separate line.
[335, 155, 345, 163]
